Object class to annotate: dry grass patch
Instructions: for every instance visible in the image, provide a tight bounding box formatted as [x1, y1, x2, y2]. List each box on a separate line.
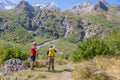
[71, 57, 120, 80]
[0, 59, 69, 80]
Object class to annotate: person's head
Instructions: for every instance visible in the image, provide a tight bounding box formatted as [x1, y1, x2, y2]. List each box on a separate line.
[33, 42, 37, 46]
[49, 45, 53, 48]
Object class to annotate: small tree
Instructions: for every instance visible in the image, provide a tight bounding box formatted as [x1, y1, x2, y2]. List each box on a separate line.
[70, 38, 115, 62]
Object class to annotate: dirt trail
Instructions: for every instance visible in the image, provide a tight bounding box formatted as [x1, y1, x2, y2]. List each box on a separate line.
[48, 64, 73, 80]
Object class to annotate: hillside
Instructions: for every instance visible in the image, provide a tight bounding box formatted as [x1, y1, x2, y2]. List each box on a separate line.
[0, 57, 120, 80]
[0, 0, 120, 44]
[0, 0, 120, 80]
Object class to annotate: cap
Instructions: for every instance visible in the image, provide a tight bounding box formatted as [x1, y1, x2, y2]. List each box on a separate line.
[49, 45, 53, 47]
[33, 42, 37, 45]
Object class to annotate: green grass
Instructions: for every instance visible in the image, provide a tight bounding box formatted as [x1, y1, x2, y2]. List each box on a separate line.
[37, 38, 78, 60]
[54, 38, 78, 55]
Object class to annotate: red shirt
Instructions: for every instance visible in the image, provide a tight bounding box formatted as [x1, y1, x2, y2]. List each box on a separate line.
[30, 45, 37, 56]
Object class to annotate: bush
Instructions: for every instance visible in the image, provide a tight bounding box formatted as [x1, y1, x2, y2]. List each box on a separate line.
[105, 31, 120, 55]
[70, 38, 115, 62]
[0, 45, 29, 65]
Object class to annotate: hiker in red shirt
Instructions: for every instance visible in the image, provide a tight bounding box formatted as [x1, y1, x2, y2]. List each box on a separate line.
[30, 42, 38, 70]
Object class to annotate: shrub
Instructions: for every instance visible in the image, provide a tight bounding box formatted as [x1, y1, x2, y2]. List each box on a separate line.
[70, 38, 115, 62]
[105, 31, 120, 55]
[0, 45, 29, 65]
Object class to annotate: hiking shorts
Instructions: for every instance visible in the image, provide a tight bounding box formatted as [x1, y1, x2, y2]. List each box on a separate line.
[30, 56, 36, 61]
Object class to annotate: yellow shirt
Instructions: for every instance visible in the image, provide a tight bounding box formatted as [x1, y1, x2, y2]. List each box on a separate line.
[48, 48, 55, 57]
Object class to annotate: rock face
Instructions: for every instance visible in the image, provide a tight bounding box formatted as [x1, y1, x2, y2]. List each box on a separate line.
[71, 1, 93, 10]
[15, 0, 34, 11]
[70, 1, 94, 14]
[70, 0, 110, 13]
[33, 2, 60, 11]
[15, 0, 34, 18]
[0, 59, 26, 75]
[80, 20, 99, 41]
[0, 0, 16, 10]
[94, 0, 109, 11]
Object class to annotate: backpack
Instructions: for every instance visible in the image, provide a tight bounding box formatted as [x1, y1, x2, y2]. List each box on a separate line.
[47, 49, 56, 55]
[47, 50, 49, 55]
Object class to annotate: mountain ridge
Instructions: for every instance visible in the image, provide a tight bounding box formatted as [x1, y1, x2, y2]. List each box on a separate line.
[0, 0, 16, 10]
[0, 0, 120, 10]
[0, 0, 120, 43]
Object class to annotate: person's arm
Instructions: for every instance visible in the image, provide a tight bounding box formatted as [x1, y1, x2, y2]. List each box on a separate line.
[54, 49, 57, 53]
[35, 46, 38, 56]
[47, 50, 49, 55]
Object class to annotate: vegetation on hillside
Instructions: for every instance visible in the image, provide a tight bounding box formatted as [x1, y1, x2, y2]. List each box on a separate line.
[0, 1, 120, 80]
[0, 42, 29, 65]
[72, 57, 120, 80]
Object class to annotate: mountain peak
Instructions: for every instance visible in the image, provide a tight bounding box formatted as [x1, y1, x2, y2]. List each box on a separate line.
[46, 2, 60, 10]
[94, 0, 109, 11]
[71, 1, 93, 9]
[15, 0, 34, 18]
[33, 2, 60, 11]
[16, 0, 33, 10]
[0, 0, 16, 10]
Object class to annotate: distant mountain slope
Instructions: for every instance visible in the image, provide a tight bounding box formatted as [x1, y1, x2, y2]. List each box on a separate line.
[70, 1, 94, 14]
[93, 0, 110, 11]
[0, 0, 120, 43]
[0, 0, 16, 10]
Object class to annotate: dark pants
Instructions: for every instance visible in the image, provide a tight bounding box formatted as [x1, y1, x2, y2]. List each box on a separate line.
[30, 56, 36, 61]
[48, 57, 54, 71]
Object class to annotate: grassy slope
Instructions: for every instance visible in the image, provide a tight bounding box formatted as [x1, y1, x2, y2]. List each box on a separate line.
[0, 58, 70, 80]
[72, 57, 120, 80]
[37, 38, 78, 59]
[1, 57, 120, 80]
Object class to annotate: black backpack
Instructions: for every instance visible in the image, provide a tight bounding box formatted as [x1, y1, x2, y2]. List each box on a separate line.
[47, 50, 49, 55]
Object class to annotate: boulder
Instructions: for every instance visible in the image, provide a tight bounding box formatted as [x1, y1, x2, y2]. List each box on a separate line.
[0, 59, 26, 75]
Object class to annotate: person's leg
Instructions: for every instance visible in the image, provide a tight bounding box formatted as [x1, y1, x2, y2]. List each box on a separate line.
[48, 57, 51, 71]
[30, 56, 35, 70]
[33, 56, 36, 69]
[52, 57, 54, 71]
[30, 61, 34, 70]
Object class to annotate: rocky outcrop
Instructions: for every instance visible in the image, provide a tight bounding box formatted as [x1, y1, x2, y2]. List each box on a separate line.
[71, 1, 93, 10]
[80, 20, 99, 41]
[33, 2, 60, 11]
[101, 28, 111, 40]
[15, 0, 34, 18]
[0, 0, 16, 10]
[118, 5, 120, 10]
[70, 0, 110, 13]
[93, 0, 109, 11]
[0, 59, 26, 75]
[70, 1, 94, 14]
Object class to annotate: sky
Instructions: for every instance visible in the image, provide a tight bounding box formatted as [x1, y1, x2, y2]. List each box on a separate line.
[11, 0, 120, 10]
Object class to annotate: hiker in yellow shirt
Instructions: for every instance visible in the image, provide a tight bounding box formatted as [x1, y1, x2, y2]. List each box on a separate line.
[47, 45, 56, 72]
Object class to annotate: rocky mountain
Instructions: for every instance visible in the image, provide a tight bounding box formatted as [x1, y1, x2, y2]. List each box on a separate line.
[33, 2, 60, 11]
[15, 0, 35, 19]
[93, 0, 110, 11]
[15, 0, 34, 12]
[69, 0, 112, 14]
[0, 0, 120, 43]
[70, 1, 94, 13]
[71, 1, 93, 10]
[118, 5, 120, 10]
[0, 0, 16, 10]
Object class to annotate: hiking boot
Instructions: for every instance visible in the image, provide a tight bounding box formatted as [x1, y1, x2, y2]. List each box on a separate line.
[48, 70, 50, 72]
[30, 68, 34, 70]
